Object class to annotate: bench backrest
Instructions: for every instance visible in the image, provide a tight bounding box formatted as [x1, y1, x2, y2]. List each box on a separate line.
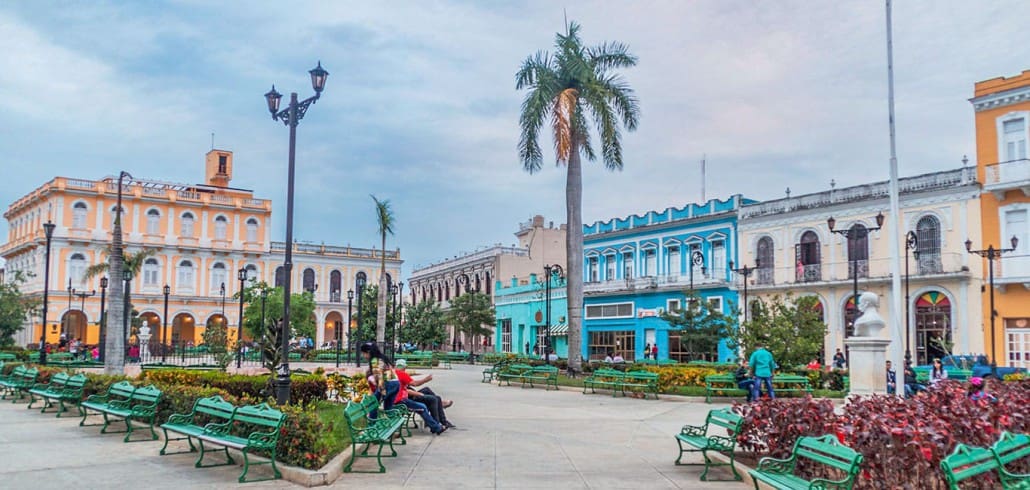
[344, 400, 368, 430]
[65, 373, 88, 390]
[190, 395, 236, 422]
[705, 373, 735, 381]
[707, 408, 744, 433]
[625, 370, 658, 380]
[130, 384, 163, 406]
[20, 367, 39, 382]
[941, 443, 998, 485]
[506, 363, 533, 372]
[992, 432, 1030, 469]
[593, 368, 624, 378]
[233, 403, 285, 430]
[531, 366, 558, 374]
[792, 435, 863, 475]
[0, 353, 17, 361]
[106, 381, 137, 400]
[47, 372, 71, 387]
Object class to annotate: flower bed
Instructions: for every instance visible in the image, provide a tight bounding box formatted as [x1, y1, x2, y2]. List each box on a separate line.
[733, 379, 1030, 489]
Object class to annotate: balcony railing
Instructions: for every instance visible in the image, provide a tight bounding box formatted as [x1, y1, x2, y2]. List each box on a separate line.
[984, 159, 1030, 195]
[847, 260, 870, 279]
[756, 268, 775, 285]
[796, 264, 822, 283]
[996, 255, 1030, 282]
[584, 273, 727, 294]
[754, 252, 969, 288]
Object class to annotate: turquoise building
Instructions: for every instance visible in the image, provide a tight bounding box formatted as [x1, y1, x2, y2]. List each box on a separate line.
[580, 196, 755, 362]
[493, 274, 568, 357]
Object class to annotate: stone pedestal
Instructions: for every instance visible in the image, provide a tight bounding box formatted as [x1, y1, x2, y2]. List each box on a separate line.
[844, 337, 891, 396]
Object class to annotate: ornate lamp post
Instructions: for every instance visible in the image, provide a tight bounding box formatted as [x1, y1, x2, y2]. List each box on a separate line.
[98, 277, 108, 362]
[543, 264, 565, 365]
[729, 260, 758, 325]
[264, 61, 328, 404]
[259, 286, 269, 364]
[39, 219, 56, 365]
[355, 274, 367, 367]
[828, 212, 885, 360]
[345, 289, 354, 365]
[904, 231, 918, 364]
[966, 236, 1018, 376]
[689, 250, 706, 292]
[65, 279, 73, 344]
[395, 282, 404, 354]
[236, 268, 247, 368]
[390, 283, 400, 357]
[162, 284, 170, 363]
[122, 267, 134, 361]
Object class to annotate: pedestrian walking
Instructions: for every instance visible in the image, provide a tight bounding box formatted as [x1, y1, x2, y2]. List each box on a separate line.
[748, 342, 778, 400]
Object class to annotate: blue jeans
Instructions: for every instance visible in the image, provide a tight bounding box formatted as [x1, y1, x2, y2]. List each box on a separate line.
[752, 376, 775, 400]
[737, 380, 755, 402]
[401, 399, 442, 432]
[382, 380, 400, 411]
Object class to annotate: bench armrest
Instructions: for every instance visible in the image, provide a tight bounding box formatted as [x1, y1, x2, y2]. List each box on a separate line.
[59, 387, 84, 399]
[755, 455, 796, 474]
[680, 424, 708, 437]
[706, 435, 737, 452]
[999, 466, 1030, 486]
[166, 412, 193, 425]
[246, 429, 280, 449]
[808, 477, 855, 490]
[29, 382, 50, 391]
[84, 394, 109, 404]
[108, 399, 131, 410]
[203, 421, 233, 436]
[130, 404, 156, 419]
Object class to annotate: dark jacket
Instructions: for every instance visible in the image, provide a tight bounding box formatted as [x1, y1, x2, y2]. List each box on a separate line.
[734, 367, 750, 383]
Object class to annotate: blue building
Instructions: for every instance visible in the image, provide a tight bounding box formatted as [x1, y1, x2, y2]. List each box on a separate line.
[493, 274, 568, 358]
[580, 196, 755, 362]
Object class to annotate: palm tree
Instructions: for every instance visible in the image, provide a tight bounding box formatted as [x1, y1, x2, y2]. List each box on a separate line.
[372, 195, 395, 346]
[84, 247, 158, 334]
[516, 22, 640, 371]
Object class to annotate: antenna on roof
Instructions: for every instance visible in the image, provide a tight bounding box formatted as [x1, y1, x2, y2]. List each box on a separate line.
[564, 8, 569, 34]
[700, 154, 706, 203]
[211, 132, 215, 150]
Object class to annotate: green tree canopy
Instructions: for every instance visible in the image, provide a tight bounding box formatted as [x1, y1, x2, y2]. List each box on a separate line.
[659, 290, 736, 362]
[446, 292, 495, 352]
[240, 282, 317, 340]
[737, 293, 827, 367]
[353, 284, 400, 347]
[0, 272, 39, 347]
[401, 300, 447, 349]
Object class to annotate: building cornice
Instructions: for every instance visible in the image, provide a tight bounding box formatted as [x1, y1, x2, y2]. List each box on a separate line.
[970, 85, 1030, 112]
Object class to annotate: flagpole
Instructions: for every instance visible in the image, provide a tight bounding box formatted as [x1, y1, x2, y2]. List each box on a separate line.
[885, 0, 906, 398]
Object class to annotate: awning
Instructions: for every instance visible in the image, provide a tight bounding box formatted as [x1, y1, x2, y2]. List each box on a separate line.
[548, 323, 568, 336]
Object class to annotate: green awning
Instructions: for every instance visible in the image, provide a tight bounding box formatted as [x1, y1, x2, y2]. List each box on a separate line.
[548, 323, 568, 336]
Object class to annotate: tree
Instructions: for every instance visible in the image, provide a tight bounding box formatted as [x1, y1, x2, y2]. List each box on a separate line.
[371, 195, 395, 346]
[240, 283, 317, 340]
[0, 272, 39, 347]
[354, 284, 399, 348]
[737, 294, 828, 367]
[200, 316, 232, 368]
[659, 291, 736, 362]
[83, 245, 155, 373]
[516, 22, 640, 371]
[401, 301, 447, 350]
[445, 292, 495, 358]
[83, 247, 157, 332]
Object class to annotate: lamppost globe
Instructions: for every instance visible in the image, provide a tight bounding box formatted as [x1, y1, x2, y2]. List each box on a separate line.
[264, 86, 282, 116]
[875, 212, 886, 228]
[102, 277, 110, 289]
[826, 216, 836, 232]
[965, 239, 973, 252]
[1012, 235, 1020, 250]
[238, 268, 247, 282]
[309, 61, 329, 93]
[347, 290, 354, 301]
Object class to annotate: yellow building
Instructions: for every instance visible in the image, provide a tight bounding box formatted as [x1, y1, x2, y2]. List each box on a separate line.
[1, 150, 401, 350]
[971, 70, 1030, 368]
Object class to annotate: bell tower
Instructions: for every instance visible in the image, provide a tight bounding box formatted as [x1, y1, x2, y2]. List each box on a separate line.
[205, 149, 233, 187]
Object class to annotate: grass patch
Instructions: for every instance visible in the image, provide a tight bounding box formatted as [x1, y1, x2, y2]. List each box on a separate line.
[314, 401, 352, 456]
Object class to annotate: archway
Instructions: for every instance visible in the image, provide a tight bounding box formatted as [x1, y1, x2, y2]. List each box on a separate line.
[172, 313, 197, 347]
[915, 291, 952, 365]
[324, 311, 344, 348]
[60, 310, 89, 346]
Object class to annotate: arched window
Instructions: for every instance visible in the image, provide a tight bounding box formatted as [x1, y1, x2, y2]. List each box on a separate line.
[274, 266, 285, 288]
[757, 236, 775, 285]
[475, 275, 482, 292]
[69, 253, 87, 286]
[246, 218, 259, 242]
[847, 224, 869, 279]
[485, 272, 492, 295]
[146, 209, 160, 235]
[72, 202, 88, 229]
[143, 258, 160, 286]
[915, 292, 952, 365]
[211, 263, 227, 296]
[303, 268, 316, 293]
[796, 231, 821, 282]
[245, 264, 259, 282]
[214, 216, 228, 240]
[177, 260, 195, 293]
[445, 283, 450, 300]
[181, 212, 195, 238]
[916, 215, 942, 274]
[330, 270, 342, 302]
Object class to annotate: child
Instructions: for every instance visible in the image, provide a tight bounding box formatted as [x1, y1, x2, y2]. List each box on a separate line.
[967, 377, 996, 402]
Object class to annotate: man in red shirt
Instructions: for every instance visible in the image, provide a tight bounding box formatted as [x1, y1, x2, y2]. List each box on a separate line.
[395, 359, 455, 430]
[394, 359, 447, 434]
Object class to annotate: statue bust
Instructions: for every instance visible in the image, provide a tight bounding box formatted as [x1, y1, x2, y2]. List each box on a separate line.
[853, 292, 885, 337]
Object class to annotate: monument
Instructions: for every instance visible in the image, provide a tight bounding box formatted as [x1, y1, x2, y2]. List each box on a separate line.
[844, 292, 891, 396]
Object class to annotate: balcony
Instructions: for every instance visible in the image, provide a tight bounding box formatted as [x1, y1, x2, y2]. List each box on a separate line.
[754, 252, 970, 290]
[995, 255, 1030, 290]
[984, 159, 1030, 198]
[584, 273, 727, 295]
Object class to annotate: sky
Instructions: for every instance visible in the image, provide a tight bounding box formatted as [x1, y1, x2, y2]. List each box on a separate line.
[1, 1, 1028, 277]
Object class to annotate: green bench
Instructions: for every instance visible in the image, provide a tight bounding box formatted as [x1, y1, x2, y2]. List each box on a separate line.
[140, 363, 221, 372]
[916, 368, 973, 384]
[519, 365, 559, 390]
[161, 395, 286, 483]
[583, 369, 659, 398]
[80, 381, 163, 442]
[675, 408, 745, 481]
[0, 365, 39, 401]
[0, 352, 17, 362]
[749, 434, 863, 490]
[619, 370, 660, 399]
[28, 372, 87, 416]
[482, 361, 510, 383]
[583, 368, 626, 396]
[396, 352, 435, 368]
[704, 373, 812, 403]
[440, 351, 469, 368]
[941, 432, 1029, 490]
[343, 395, 410, 473]
[496, 363, 533, 386]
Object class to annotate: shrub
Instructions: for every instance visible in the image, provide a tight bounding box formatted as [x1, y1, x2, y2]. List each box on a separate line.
[733, 397, 840, 459]
[140, 369, 328, 405]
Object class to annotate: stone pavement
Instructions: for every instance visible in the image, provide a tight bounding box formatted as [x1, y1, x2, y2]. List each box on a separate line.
[0, 364, 748, 489]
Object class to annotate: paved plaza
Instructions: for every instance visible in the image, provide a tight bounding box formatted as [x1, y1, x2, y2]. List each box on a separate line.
[0, 365, 747, 489]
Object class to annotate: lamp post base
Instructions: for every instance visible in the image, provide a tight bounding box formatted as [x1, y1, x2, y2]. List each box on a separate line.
[274, 372, 291, 405]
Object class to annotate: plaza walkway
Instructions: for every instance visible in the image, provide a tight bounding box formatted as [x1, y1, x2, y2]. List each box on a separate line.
[0, 364, 747, 489]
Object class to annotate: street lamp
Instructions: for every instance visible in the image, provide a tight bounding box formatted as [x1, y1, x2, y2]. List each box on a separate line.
[65, 278, 73, 345]
[39, 219, 56, 365]
[346, 289, 354, 365]
[259, 286, 269, 365]
[355, 274, 366, 368]
[904, 231, 918, 364]
[729, 260, 758, 325]
[396, 282, 404, 355]
[162, 284, 170, 363]
[122, 266, 134, 360]
[689, 250, 707, 292]
[264, 60, 329, 405]
[828, 212, 885, 356]
[543, 264, 565, 365]
[966, 235, 1018, 376]
[236, 268, 247, 369]
[220, 282, 226, 318]
[99, 277, 108, 362]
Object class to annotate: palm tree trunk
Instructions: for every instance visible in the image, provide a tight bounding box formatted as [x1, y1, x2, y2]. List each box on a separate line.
[376, 235, 387, 345]
[566, 137, 584, 372]
[105, 226, 125, 375]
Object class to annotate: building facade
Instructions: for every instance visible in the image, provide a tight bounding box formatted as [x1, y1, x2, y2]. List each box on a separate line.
[581, 196, 753, 363]
[406, 215, 566, 350]
[738, 167, 983, 365]
[971, 70, 1030, 368]
[1, 150, 400, 349]
[492, 274, 568, 357]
